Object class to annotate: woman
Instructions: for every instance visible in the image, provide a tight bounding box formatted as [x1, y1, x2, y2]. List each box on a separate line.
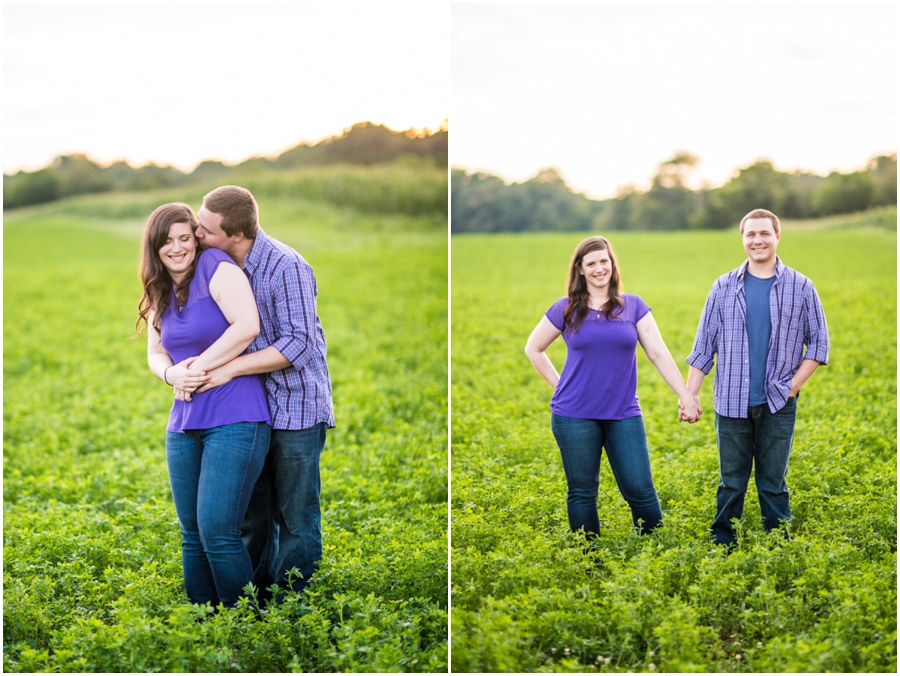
[136, 202, 271, 608]
[524, 236, 700, 540]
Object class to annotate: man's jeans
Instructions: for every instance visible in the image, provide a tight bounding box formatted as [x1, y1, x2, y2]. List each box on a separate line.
[166, 422, 270, 607]
[712, 396, 798, 545]
[242, 423, 327, 600]
[551, 414, 663, 537]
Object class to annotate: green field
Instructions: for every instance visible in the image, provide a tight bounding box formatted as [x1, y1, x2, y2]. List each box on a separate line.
[451, 213, 897, 672]
[3, 177, 448, 672]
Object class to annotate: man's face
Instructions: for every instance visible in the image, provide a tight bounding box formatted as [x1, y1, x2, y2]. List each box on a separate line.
[196, 205, 235, 253]
[742, 217, 780, 265]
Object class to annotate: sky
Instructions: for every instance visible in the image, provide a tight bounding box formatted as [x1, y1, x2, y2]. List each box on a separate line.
[452, 3, 897, 199]
[3, 3, 449, 174]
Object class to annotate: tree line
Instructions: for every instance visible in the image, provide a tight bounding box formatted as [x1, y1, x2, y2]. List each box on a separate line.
[3, 121, 448, 210]
[451, 152, 896, 233]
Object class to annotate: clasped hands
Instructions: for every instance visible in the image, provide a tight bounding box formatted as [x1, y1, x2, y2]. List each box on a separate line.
[677, 394, 703, 424]
[167, 357, 236, 401]
[167, 357, 209, 402]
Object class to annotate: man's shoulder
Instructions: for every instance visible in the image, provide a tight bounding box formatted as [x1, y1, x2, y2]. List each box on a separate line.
[776, 264, 819, 299]
[779, 264, 811, 284]
[253, 234, 312, 276]
[711, 266, 741, 290]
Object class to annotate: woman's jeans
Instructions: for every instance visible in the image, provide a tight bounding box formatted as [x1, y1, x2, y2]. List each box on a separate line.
[711, 396, 797, 545]
[551, 413, 663, 537]
[166, 422, 270, 607]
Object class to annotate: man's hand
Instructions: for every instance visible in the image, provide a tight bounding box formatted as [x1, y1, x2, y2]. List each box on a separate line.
[196, 363, 236, 393]
[167, 357, 210, 392]
[173, 386, 192, 402]
[789, 359, 820, 398]
[677, 394, 703, 423]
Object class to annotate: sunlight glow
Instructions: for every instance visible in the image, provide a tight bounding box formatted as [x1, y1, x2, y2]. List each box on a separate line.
[4, 4, 449, 174]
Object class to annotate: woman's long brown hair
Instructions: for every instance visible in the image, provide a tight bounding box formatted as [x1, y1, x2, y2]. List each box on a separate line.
[562, 236, 624, 334]
[135, 203, 199, 335]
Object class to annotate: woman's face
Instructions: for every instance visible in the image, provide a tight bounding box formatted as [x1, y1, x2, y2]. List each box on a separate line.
[159, 221, 197, 281]
[579, 248, 613, 291]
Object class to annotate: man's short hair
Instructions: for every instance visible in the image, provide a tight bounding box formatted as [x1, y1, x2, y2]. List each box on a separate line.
[740, 208, 781, 235]
[202, 185, 259, 239]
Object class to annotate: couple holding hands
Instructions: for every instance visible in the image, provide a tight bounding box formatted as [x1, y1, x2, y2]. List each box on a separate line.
[526, 209, 829, 548]
[140, 198, 828, 609]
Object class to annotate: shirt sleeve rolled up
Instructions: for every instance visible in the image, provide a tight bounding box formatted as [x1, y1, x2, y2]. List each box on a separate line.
[802, 283, 830, 365]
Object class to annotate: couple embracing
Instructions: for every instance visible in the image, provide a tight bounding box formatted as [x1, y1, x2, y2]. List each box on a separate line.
[525, 209, 830, 548]
[136, 186, 333, 608]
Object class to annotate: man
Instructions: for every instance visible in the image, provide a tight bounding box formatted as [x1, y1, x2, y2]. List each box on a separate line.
[682, 208, 829, 547]
[194, 185, 334, 599]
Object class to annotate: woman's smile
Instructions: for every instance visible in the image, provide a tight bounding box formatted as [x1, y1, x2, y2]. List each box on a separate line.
[159, 221, 197, 281]
[580, 249, 612, 289]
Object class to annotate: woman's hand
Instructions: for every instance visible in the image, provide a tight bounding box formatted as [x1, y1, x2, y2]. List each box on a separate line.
[524, 316, 563, 389]
[166, 356, 210, 392]
[636, 313, 703, 424]
[678, 394, 702, 423]
[173, 386, 193, 402]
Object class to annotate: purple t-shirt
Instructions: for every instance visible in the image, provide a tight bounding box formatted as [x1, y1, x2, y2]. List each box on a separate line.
[161, 248, 271, 433]
[545, 294, 651, 420]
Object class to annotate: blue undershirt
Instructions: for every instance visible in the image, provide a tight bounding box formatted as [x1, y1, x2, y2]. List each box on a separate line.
[744, 271, 776, 406]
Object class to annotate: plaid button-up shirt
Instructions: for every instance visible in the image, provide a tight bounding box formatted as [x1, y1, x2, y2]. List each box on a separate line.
[243, 229, 335, 430]
[687, 257, 829, 418]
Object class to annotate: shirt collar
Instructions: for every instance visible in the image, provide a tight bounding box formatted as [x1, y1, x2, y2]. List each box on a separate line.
[737, 256, 784, 281]
[244, 227, 268, 274]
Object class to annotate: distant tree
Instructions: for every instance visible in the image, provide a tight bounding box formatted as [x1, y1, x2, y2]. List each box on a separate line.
[5, 168, 61, 207]
[594, 185, 636, 231]
[521, 168, 592, 232]
[53, 154, 113, 196]
[451, 169, 507, 233]
[104, 160, 140, 190]
[781, 171, 822, 219]
[531, 167, 566, 188]
[417, 121, 448, 166]
[127, 163, 187, 191]
[191, 160, 231, 183]
[812, 171, 875, 216]
[633, 152, 699, 229]
[451, 167, 593, 233]
[654, 151, 699, 189]
[868, 154, 897, 207]
[691, 160, 789, 229]
[276, 122, 447, 169]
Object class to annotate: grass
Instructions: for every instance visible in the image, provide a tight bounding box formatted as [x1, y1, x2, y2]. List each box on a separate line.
[3, 185, 448, 672]
[450, 213, 896, 672]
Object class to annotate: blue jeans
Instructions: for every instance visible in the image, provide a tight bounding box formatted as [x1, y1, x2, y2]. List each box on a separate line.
[551, 414, 663, 537]
[166, 422, 270, 607]
[241, 423, 327, 600]
[711, 396, 797, 545]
